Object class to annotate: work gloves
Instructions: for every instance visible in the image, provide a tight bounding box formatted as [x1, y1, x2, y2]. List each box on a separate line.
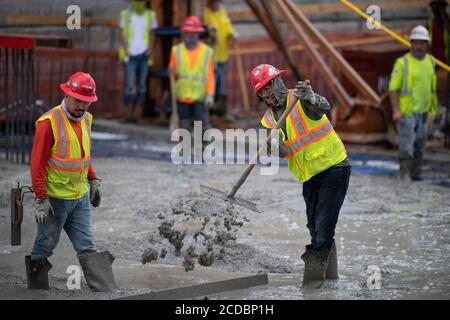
[205, 95, 215, 111]
[89, 179, 102, 208]
[294, 80, 316, 105]
[35, 198, 54, 224]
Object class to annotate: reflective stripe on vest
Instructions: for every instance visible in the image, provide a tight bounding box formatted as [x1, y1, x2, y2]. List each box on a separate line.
[174, 43, 212, 102]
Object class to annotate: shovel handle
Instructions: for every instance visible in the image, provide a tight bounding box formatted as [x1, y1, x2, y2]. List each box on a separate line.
[228, 95, 299, 198]
[169, 72, 179, 132]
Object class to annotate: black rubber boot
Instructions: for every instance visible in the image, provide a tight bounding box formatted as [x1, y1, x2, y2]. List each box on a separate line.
[325, 241, 339, 280]
[301, 245, 329, 290]
[25, 255, 52, 290]
[78, 251, 117, 292]
[410, 154, 424, 181]
[399, 158, 412, 181]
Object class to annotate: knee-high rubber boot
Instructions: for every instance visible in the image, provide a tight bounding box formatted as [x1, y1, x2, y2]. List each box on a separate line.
[25, 255, 52, 290]
[301, 245, 329, 290]
[399, 158, 412, 181]
[78, 251, 117, 292]
[411, 154, 423, 181]
[325, 241, 339, 280]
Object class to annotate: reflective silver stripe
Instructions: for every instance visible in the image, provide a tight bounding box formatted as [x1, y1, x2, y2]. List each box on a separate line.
[401, 55, 412, 96]
[263, 110, 276, 128]
[286, 122, 333, 156]
[48, 157, 91, 169]
[177, 75, 206, 82]
[429, 54, 435, 69]
[83, 114, 91, 137]
[52, 108, 68, 158]
[289, 102, 306, 136]
[201, 46, 211, 82]
[175, 45, 181, 73]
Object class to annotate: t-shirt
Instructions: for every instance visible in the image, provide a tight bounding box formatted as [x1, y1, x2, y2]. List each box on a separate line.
[120, 11, 158, 56]
[388, 54, 434, 114]
[203, 5, 235, 63]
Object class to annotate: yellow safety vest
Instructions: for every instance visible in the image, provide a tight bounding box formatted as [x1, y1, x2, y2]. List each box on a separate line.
[397, 53, 438, 115]
[119, 8, 156, 66]
[36, 106, 92, 200]
[261, 91, 347, 182]
[174, 43, 213, 102]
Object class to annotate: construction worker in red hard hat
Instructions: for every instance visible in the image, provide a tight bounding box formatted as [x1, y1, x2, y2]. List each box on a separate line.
[250, 64, 351, 290]
[168, 15, 215, 131]
[27, 72, 117, 292]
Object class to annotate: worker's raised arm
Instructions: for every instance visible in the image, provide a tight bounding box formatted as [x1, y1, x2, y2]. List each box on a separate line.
[294, 80, 331, 120]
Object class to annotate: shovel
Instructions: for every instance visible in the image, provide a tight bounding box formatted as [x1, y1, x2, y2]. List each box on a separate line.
[169, 72, 179, 134]
[201, 90, 302, 213]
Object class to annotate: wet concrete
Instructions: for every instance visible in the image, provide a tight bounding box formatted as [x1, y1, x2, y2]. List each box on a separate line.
[0, 150, 449, 299]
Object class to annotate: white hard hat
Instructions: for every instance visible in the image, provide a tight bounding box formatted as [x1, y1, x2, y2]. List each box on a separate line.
[409, 25, 430, 42]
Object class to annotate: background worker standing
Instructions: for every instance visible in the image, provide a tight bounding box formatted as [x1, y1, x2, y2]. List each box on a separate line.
[119, 0, 158, 123]
[168, 16, 215, 130]
[27, 72, 116, 292]
[251, 64, 351, 290]
[389, 26, 438, 181]
[203, 0, 237, 119]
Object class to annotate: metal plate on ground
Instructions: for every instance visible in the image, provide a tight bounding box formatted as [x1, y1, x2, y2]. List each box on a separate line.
[200, 185, 261, 213]
[116, 273, 269, 300]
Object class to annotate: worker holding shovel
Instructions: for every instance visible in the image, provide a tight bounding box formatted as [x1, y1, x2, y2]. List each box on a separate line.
[251, 64, 351, 289]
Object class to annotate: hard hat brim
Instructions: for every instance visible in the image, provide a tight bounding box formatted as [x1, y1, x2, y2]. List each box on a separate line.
[409, 36, 430, 42]
[181, 26, 205, 33]
[60, 83, 98, 102]
[254, 70, 285, 93]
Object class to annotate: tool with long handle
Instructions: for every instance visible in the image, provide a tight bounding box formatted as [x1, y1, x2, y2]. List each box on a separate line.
[169, 73, 179, 134]
[201, 90, 301, 212]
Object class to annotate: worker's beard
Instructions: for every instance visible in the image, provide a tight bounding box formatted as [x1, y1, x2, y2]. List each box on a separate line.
[61, 99, 84, 122]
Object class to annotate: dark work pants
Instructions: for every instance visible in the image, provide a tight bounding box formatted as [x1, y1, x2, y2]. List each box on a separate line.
[302, 164, 351, 251]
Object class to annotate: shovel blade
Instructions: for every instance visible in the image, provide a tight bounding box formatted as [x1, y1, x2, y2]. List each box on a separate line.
[200, 185, 261, 213]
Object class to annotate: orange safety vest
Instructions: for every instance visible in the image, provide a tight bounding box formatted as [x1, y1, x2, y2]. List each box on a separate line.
[36, 105, 92, 200]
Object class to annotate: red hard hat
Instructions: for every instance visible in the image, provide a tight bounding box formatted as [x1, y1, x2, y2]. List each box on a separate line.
[60, 72, 98, 102]
[250, 64, 285, 94]
[181, 16, 205, 33]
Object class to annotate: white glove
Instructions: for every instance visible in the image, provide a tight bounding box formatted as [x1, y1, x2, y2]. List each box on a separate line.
[35, 198, 54, 224]
[294, 80, 316, 104]
[205, 96, 215, 110]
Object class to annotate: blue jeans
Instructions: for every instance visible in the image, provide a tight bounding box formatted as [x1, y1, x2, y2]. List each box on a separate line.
[31, 193, 96, 260]
[396, 113, 428, 160]
[302, 164, 351, 251]
[215, 62, 227, 97]
[124, 52, 149, 107]
[178, 102, 210, 129]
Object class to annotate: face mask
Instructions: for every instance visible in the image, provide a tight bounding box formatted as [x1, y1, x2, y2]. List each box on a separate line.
[183, 34, 200, 50]
[132, 2, 146, 15]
